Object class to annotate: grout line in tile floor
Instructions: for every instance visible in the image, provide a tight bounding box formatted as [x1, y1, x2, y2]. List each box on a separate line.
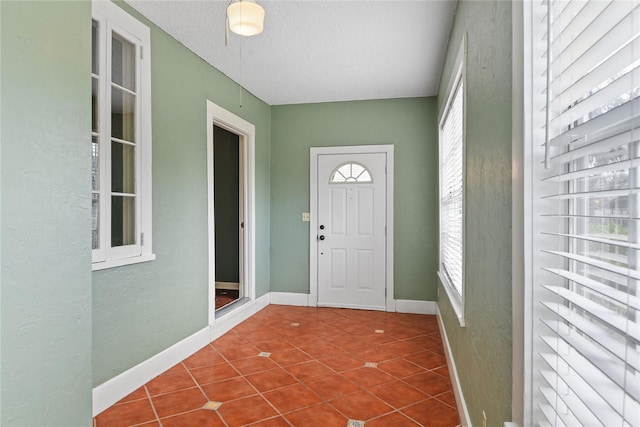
[95, 306, 461, 427]
[193, 337, 293, 425]
[144, 386, 163, 427]
[179, 361, 227, 426]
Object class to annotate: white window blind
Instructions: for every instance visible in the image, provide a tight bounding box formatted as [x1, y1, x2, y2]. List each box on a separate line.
[528, 0, 640, 425]
[440, 77, 464, 299]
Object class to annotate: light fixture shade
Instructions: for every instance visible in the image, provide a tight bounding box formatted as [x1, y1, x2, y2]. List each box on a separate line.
[227, 0, 265, 37]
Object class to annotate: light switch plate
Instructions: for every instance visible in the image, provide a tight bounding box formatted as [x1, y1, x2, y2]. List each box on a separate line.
[302, 212, 310, 222]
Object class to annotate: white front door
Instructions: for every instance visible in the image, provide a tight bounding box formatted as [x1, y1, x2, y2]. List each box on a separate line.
[316, 152, 387, 310]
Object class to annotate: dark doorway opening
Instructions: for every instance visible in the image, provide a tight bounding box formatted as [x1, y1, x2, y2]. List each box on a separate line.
[213, 125, 242, 311]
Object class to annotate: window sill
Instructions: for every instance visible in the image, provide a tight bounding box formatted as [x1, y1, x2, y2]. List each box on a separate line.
[437, 271, 465, 327]
[92, 253, 156, 271]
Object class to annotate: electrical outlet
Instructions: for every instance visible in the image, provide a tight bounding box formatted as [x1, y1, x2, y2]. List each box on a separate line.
[482, 410, 487, 427]
[302, 212, 310, 222]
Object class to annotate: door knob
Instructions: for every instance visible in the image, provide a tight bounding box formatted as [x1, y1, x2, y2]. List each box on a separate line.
[319, 225, 325, 230]
[319, 235, 325, 241]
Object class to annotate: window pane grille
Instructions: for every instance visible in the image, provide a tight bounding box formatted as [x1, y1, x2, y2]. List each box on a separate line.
[92, 135, 100, 192]
[110, 86, 136, 142]
[92, 194, 100, 250]
[92, 78, 99, 133]
[92, 20, 99, 75]
[111, 195, 135, 247]
[111, 141, 135, 194]
[111, 32, 135, 91]
[330, 162, 373, 183]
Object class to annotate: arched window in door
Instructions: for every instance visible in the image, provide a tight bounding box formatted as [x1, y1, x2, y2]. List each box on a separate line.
[329, 162, 372, 184]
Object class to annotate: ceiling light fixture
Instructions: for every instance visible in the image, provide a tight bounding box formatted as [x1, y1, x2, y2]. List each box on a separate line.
[227, 0, 265, 37]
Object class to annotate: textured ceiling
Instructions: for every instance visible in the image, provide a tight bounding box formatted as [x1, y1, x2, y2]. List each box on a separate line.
[124, 0, 458, 105]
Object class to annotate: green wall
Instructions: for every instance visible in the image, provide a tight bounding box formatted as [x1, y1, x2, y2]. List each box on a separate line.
[270, 98, 438, 301]
[214, 126, 240, 283]
[436, 1, 513, 426]
[0, 1, 93, 425]
[92, 1, 271, 386]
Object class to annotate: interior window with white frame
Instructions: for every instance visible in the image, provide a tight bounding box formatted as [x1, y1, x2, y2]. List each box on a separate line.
[438, 36, 466, 326]
[92, 1, 154, 270]
[524, 0, 639, 425]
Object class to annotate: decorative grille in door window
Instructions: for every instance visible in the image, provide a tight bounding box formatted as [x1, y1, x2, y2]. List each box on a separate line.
[330, 162, 372, 183]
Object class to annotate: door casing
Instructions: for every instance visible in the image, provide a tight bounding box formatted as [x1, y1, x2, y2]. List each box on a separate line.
[207, 100, 256, 325]
[309, 145, 395, 311]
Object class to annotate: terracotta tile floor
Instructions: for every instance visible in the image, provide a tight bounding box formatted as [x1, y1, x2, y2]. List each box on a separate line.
[94, 305, 461, 427]
[215, 289, 240, 310]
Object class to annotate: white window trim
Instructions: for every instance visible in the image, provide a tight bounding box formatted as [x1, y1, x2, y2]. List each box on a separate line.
[92, 1, 154, 271]
[438, 34, 467, 327]
[511, 0, 526, 424]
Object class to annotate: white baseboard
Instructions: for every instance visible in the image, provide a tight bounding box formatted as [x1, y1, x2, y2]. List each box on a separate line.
[215, 281, 240, 290]
[92, 326, 210, 416]
[395, 299, 437, 314]
[437, 305, 472, 427]
[210, 292, 270, 341]
[270, 291, 309, 306]
[268, 293, 436, 315]
[255, 292, 271, 310]
[92, 293, 270, 417]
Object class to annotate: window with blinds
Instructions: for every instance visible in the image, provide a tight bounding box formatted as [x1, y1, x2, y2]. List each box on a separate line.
[439, 49, 465, 324]
[526, 0, 639, 425]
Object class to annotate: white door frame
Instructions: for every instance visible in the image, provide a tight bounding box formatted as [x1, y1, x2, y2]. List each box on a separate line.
[207, 100, 256, 325]
[309, 145, 395, 312]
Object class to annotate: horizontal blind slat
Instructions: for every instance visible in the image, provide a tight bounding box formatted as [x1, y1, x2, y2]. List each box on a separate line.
[542, 187, 640, 200]
[541, 250, 640, 280]
[539, 385, 592, 426]
[550, 1, 636, 79]
[540, 301, 640, 372]
[540, 332, 640, 404]
[549, 127, 640, 164]
[542, 157, 637, 182]
[541, 285, 640, 343]
[550, 0, 590, 37]
[541, 301, 640, 371]
[542, 267, 640, 309]
[540, 0, 600, 64]
[540, 367, 612, 425]
[553, 35, 640, 107]
[539, 356, 625, 424]
[549, 95, 640, 146]
[549, 66, 640, 130]
[582, 265, 637, 292]
[538, 403, 567, 427]
[540, 213, 640, 220]
[540, 231, 637, 249]
[549, 0, 610, 71]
